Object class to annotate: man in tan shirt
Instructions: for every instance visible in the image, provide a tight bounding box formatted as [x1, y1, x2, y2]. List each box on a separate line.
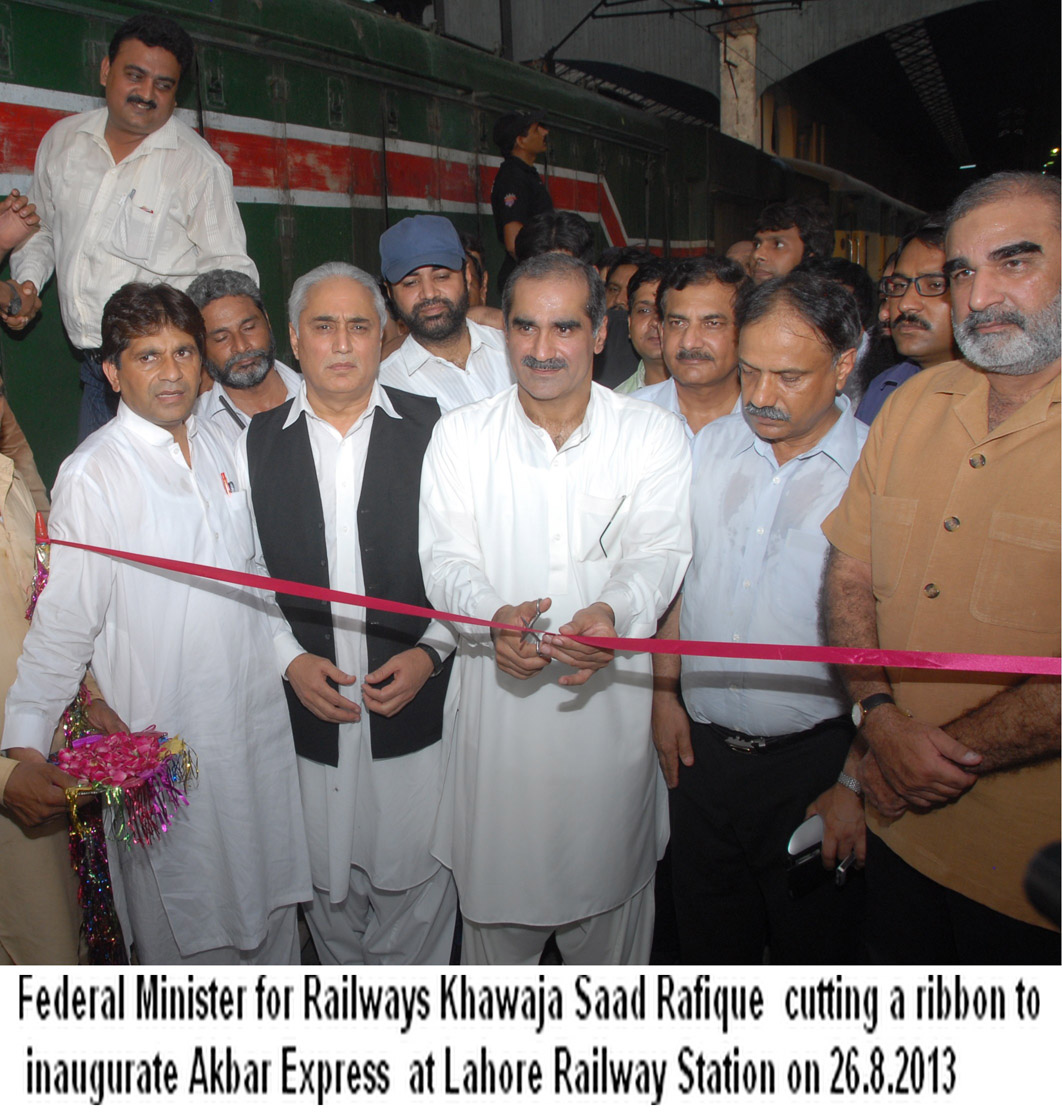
[0, 439, 83, 963]
[822, 172, 1060, 962]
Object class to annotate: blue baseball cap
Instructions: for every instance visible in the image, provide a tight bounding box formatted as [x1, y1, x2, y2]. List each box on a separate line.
[379, 215, 466, 283]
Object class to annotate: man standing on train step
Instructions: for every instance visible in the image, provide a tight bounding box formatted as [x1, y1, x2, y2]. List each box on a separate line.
[490, 110, 554, 296]
[8, 13, 255, 440]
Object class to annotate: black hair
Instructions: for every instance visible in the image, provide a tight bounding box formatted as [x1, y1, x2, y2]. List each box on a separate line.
[896, 214, 946, 257]
[755, 199, 834, 262]
[735, 271, 861, 359]
[108, 13, 195, 77]
[101, 282, 205, 365]
[604, 247, 655, 285]
[460, 229, 487, 287]
[793, 257, 876, 332]
[595, 246, 625, 274]
[502, 253, 606, 333]
[656, 254, 751, 317]
[514, 211, 595, 264]
[626, 257, 672, 307]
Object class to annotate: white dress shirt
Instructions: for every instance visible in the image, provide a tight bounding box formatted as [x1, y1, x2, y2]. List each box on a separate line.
[194, 359, 301, 447]
[11, 108, 256, 350]
[235, 382, 455, 902]
[632, 376, 742, 446]
[681, 398, 868, 736]
[2, 403, 310, 955]
[420, 384, 691, 925]
[379, 318, 513, 412]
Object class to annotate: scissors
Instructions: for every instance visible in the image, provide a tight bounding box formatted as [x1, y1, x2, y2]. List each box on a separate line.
[521, 597, 545, 649]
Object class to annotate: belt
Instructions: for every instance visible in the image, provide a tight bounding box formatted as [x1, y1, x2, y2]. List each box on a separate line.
[711, 715, 851, 754]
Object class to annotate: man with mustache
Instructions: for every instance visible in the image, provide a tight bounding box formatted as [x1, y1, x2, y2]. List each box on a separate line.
[633, 256, 750, 444]
[652, 272, 868, 963]
[856, 221, 958, 425]
[420, 252, 690, 963]
[823, 172, 1060, 962]
[2, 282, 311, 963]
[379, 215, 512, 412]
[188, 270, 301, 446]
[8, 14, 255, 440]
[239, 263, 457, 964]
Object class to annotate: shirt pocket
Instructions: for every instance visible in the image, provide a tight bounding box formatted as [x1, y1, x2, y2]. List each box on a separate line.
[573, 493, 628, 562]
[869, 494, 918, 599]
[970, 511, 1061, 633]
[219, 489, 256, 566]
[110, 192, 162, 264]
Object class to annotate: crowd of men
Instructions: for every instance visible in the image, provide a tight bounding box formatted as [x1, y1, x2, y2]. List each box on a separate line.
[0, 13, 1058, 967]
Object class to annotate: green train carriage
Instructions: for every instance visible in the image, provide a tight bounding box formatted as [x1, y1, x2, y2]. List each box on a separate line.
[0, 0, 909, 484]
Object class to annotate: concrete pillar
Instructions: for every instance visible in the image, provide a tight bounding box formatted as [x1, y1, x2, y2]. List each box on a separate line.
[714, 10, 759, 148]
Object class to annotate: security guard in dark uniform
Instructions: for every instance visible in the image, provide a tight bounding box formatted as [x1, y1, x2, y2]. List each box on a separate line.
[490, 110, 554, 296]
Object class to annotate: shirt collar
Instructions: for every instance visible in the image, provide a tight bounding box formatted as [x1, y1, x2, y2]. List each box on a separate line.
[509, 381, 597, 453]
[79, 106, 180, 157]
[281, 378, 401, 431]
[202, 364, 297, 421]
[393, 320, 495, 375]
[743, 395, 862, 471]
[116, 399, 198, 447]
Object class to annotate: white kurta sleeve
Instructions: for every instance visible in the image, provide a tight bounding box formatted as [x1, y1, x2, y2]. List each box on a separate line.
[595, 414, 692, 637]
[1, 467, 114, 756]
[232, 430, 304, 675]
[419, 414, 507, 643]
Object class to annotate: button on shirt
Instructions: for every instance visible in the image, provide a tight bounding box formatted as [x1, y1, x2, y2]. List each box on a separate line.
[823, 360, 1060, 926]
[681, 399, 868, 737]
[194, 360, 301, 447]
[11, 108, 256, 350]
[379, 319, 513, 412]
[236, 382, 454, 900]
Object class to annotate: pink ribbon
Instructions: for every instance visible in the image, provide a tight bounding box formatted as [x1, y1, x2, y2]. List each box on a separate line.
[47, 537, 1060, 677]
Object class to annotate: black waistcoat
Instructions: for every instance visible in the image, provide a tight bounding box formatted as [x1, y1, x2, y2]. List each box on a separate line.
[246, 387, 451, 766]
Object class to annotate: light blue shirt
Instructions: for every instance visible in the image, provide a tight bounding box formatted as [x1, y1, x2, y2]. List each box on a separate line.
[680, 397, 868, 735]
[632, 376, 742, 447]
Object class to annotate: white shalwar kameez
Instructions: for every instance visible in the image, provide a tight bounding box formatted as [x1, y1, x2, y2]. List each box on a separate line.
[235, 383, 457, 964]
[419, 384, 691, 937]
[2, 404, 311, 960]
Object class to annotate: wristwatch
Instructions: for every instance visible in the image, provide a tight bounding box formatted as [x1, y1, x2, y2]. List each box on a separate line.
[851, 692, 895, 727]
[417, 644, 446, 678]
[836, 771, 863, 797]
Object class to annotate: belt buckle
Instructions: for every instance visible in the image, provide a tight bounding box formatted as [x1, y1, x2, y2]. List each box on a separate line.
[725, 734, 766, 754]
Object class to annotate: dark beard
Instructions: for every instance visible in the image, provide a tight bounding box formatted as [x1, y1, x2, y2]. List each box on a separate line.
[400, 287, 470, 344]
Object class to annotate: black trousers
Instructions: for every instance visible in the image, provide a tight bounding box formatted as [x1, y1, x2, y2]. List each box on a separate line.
[669, 717, 865, 965]
[864, 831, 1060, 965]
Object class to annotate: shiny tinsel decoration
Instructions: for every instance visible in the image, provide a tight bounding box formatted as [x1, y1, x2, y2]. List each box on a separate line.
[61, 683, 94, 742]
[24, 510, 49, 620]
[66, 793, 128, 965]
[57, 731, 197, 964]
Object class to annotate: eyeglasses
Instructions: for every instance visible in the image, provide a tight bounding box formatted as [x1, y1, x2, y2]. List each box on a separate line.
[882, 274, 949, 298]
